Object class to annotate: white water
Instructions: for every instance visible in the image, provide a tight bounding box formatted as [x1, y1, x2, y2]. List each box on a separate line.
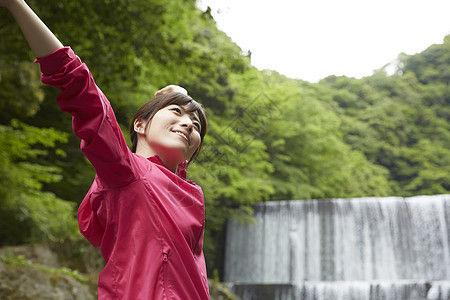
[224, 194, 450, 299]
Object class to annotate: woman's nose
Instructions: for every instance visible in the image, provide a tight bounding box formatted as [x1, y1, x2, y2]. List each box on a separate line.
[180, 117, 194, 131]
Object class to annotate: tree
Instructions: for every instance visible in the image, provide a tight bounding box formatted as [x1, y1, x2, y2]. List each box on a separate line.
[0, 120, 77, 245]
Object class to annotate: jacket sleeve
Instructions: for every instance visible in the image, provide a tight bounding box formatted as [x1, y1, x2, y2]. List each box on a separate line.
[35, 47, 137, 188]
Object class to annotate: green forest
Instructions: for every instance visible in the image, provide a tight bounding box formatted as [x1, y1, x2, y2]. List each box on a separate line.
[1, 0, 449, 278]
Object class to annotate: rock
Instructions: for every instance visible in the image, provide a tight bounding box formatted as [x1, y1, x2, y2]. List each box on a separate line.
[0, 260, 96, 300]
[0, 243, 60, 268]
[47, 239, 104, 274]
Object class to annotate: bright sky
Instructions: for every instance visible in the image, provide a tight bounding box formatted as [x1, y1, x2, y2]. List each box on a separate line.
[196, 0, 450, 83]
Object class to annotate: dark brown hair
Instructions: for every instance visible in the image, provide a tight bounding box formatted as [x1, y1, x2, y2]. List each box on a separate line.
[130, 92, 207, 164]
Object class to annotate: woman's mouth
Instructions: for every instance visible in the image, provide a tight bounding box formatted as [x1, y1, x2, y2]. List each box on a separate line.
[172, 130, 190, 143]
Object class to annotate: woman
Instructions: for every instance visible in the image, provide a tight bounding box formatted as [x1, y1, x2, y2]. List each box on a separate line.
[1, 1, 210, 299]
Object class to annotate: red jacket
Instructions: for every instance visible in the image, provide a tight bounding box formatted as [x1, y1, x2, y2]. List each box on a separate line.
[36, 47, 210, 299]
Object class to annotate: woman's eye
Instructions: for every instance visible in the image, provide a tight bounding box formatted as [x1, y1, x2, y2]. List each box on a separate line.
[193, 122, 201, 130]
[171, 107, 181, 114]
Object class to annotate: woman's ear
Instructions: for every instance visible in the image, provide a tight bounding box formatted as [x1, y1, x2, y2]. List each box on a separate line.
[134, 119, 146, 134]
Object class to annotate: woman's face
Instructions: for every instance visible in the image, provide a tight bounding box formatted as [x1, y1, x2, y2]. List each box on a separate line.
[139, 104, 202, 165]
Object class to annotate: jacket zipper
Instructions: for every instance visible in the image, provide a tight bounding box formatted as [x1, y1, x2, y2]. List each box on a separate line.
[162, 252, 169, 299]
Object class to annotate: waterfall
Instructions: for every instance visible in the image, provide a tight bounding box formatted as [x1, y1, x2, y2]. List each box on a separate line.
[224, 194, 450, 299]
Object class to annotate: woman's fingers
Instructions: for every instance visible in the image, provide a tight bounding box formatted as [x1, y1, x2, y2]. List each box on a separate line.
[155, 85, 188, 97]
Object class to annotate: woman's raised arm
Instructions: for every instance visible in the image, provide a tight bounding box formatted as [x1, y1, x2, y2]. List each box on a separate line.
[1, 0, 63, 57]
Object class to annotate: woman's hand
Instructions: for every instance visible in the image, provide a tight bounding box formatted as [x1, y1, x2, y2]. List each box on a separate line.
[155, 85, 188, 97]
[0, 0, 63, 57]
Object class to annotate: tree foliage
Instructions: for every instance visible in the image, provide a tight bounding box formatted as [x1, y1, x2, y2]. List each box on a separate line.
[0, 120, 77, 245]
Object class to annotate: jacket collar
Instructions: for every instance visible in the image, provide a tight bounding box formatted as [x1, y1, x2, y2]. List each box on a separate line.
[148, 155, 188, 179]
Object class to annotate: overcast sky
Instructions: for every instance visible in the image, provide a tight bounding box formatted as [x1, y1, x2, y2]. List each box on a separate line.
[197, 0, 450, 82]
